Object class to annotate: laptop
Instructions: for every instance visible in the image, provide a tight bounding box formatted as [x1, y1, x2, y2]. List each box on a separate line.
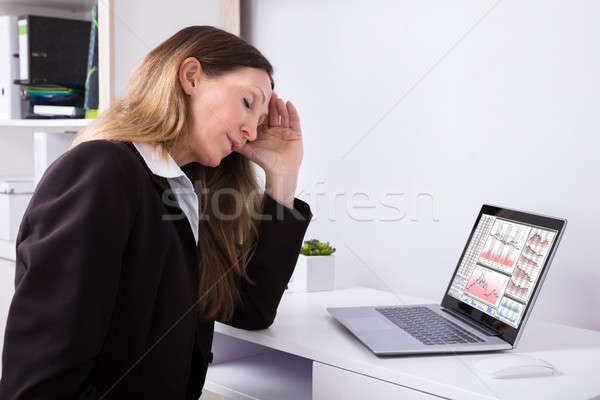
[327, 204, 567, 355]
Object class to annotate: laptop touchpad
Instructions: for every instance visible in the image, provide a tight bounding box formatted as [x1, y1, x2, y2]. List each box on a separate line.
[345, 317, 392, 331]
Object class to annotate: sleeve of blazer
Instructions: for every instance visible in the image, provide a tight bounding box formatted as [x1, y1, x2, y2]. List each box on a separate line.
[0, 141, 138, 399]
[219, 193, 312, 330]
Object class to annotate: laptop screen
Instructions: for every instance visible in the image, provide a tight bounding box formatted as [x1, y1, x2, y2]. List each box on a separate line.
[442, 205, 566, 344]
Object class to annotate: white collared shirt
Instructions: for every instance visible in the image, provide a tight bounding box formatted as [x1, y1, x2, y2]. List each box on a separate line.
[132, 141, 199, 244]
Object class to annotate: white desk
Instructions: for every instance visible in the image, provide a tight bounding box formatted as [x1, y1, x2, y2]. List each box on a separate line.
[206, 287, 600, 400]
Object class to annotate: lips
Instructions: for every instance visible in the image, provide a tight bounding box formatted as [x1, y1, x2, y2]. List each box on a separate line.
[226, 134, 240, 151]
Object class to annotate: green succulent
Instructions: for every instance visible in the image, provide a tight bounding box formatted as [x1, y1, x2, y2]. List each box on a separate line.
[300, 239, 336, 256]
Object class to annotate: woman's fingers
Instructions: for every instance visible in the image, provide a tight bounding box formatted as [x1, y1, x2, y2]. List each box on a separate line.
[277, 98, 289, 128]
[287, 101, 301, 132]
[266, 93, 300, 132]
[268, 92, 279, 127]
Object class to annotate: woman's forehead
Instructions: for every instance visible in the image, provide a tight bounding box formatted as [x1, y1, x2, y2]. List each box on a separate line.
[224, 67, 271, 92]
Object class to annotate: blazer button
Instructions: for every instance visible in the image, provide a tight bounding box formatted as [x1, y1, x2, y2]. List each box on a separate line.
[208, 352, 214, 364]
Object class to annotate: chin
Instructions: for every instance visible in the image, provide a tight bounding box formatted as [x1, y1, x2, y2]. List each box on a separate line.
[210, 153, 226, 167]
[197, 153, 222, 168]
[205, 158, 221, 168]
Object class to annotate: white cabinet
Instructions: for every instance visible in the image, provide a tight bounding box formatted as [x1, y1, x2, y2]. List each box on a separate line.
[206, 333, 443, 399]
[205, 332, 312, 400]
[313, 361, 441, 400]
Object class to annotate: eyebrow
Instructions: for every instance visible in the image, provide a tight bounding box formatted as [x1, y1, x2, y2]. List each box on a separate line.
[251, 86, 268, 124]
[252, 85, 266, 104]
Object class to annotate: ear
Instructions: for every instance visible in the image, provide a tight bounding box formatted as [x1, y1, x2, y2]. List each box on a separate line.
[179, 57, 203, 96]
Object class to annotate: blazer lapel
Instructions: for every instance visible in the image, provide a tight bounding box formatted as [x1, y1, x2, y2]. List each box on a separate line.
[124, 141, 172, 193]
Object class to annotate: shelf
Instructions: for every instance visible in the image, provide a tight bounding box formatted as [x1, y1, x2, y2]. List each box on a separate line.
[204, 350, 312, 400]
[0, 239, 16, 262]
[0, 119, 91, 128]
[0, 0, 94, 13]
[0, 119, 92, 135]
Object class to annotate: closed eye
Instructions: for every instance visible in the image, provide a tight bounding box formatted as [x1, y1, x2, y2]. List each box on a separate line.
[243, 98, 251, 109]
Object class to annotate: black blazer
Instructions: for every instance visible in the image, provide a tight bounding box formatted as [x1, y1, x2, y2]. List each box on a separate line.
[0, 140, 312, 399]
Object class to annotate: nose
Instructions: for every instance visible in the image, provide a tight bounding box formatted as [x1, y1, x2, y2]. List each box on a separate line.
[240, 125, 257, 143]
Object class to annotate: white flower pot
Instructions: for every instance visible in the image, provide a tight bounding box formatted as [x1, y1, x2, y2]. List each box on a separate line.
[288, 254, 335, 292]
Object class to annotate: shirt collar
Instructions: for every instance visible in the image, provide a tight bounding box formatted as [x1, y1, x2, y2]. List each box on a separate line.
[132, 141, 185, 179]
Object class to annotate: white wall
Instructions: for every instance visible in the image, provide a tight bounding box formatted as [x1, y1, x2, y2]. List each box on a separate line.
[242, 0, 600, 330]
[113, 0, 219, 98]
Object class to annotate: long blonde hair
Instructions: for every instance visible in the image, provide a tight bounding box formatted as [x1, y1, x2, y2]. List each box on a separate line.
[71, 26, 275, 322]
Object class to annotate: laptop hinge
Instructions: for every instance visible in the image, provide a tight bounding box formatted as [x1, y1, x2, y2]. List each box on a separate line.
[441, 308, 500, 336]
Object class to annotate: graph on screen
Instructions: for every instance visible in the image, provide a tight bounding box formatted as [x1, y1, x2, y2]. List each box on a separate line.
[497, 297, 525, 325]
[464, 265, 510, 307]
[478, 220, 530, 273]
[447, 213, 559, 329]
[505, 228, 557, 302]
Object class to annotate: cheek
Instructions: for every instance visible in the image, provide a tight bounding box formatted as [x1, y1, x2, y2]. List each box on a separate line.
[212, 103, 244, 133]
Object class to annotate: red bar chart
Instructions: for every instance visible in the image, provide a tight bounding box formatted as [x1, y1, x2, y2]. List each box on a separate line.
[478, 220, 530, 274]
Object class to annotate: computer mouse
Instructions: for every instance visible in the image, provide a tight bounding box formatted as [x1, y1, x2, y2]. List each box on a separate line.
[474, 354, 558, 379]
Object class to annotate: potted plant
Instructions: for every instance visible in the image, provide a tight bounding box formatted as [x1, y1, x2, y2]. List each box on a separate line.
[288, 239, 336, 292]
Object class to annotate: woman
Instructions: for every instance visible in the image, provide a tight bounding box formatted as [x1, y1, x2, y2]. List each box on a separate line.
[0, 26, 311, 399]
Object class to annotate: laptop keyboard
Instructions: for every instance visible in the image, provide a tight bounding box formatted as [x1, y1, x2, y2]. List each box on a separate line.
[375, 306, 485, 346]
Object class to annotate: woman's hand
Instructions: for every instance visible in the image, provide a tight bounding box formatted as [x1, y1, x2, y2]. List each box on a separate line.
[236, 92, 302, 208]
[236, 92, 302, 176]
